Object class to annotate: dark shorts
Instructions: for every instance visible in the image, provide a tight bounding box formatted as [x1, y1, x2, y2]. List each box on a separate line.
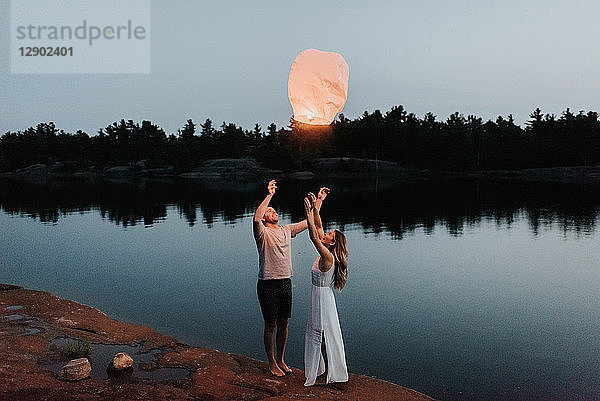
[257, 278, 292, 321]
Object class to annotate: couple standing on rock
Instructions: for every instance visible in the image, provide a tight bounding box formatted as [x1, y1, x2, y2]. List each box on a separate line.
[253, 179, 349, 386]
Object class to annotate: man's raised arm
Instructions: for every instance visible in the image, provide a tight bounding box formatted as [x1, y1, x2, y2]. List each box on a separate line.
[253, 180, 277, 236]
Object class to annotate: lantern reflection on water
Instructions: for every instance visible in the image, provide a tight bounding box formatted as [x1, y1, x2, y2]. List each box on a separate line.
[288, 49, 349, 126]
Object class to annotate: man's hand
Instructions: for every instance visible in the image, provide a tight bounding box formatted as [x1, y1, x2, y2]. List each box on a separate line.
[317, 187, 330, 200]
[254, 179, 277, 227]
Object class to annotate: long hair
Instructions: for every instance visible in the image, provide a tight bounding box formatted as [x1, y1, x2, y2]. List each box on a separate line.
[332, 230, 349, 291]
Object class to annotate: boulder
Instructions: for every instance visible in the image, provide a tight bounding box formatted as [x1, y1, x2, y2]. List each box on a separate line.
[315, 157, 405, 174]
[139, 167, 174, 176]
[287, 171, 315, 180]
[178, 171, 218, 179]
[50, 161, 65, 170]
[15, 164, 49, 175]
[59, 358, 91, 381]
[111, 352, 134, 371]
[104, 166, 134, 175]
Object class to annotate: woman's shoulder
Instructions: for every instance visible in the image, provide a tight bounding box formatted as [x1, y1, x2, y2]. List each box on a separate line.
[317, 251, 334, 272]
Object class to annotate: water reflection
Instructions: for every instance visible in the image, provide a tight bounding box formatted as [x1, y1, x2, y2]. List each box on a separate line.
[1, 177, 598, 237]
[2, 176, 599, 401]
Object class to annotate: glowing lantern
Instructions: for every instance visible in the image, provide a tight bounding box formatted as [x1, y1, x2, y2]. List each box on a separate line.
[288, 49, 349, 125]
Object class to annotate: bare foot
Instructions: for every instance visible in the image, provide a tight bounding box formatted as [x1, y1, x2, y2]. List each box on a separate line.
[277, 361, 293, 374]
[269, 363, 285, 377]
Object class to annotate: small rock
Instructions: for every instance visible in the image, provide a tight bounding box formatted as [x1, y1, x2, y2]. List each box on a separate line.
[59, 358, 91, 381]
[111, 352, 134, 370]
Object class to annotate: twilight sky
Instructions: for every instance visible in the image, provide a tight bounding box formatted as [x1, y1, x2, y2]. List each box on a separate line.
[2, 0, 600, 135]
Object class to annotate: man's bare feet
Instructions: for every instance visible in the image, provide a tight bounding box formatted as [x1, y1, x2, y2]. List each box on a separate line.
[269, 363, 285, 377]
[277, 360, 293, 374]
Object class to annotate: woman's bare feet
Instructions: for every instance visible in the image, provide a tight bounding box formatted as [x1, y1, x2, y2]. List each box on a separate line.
[269, 363, 285, 377]
[277, 360, 293, 374]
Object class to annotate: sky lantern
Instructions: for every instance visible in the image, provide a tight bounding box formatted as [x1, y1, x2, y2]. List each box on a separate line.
[288, 49, 349, 126]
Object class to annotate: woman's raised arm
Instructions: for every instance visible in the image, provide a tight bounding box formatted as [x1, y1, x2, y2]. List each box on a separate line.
[304, 196, 334, 267]
[308, 187, 329, 239]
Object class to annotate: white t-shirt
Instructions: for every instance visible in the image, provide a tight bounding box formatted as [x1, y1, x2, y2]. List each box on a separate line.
[254, 222, 305, 280]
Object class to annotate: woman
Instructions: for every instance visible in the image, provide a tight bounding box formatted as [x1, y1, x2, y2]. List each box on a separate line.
[303, 190, 349, 386]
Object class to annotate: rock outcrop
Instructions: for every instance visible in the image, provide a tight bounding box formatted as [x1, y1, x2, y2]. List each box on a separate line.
[0, 283, 437, 401]
[59, 358, 91, 381]
[110, 352, 134, 371]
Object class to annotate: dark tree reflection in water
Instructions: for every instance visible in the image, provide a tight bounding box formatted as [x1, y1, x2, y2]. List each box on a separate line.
[0, 177, 598, 237]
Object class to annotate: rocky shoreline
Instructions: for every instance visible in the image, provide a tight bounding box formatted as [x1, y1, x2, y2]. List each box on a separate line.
[0, 157, 426, 184]
[2, 157, 600, 185]
[0, 283, 436, 401]
[449, 165, 600, 184]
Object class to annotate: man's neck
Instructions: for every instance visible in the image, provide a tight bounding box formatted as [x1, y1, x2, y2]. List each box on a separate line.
[264, 222, 278, 229]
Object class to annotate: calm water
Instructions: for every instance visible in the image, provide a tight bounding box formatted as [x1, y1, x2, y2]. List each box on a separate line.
[1, 176, 599, 401]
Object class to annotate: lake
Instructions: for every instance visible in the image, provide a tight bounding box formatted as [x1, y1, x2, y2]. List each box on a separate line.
[1, 176, 599, 401]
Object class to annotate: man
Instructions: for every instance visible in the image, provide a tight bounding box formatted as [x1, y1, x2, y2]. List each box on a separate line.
[253, 179, 328, 376]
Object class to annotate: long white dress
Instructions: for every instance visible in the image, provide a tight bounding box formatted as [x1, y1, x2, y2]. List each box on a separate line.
[304, 255, 348, 386]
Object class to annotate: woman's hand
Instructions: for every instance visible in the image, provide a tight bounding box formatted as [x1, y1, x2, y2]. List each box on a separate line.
[304, 196, 314, 217]
[317, 187, 330, 200]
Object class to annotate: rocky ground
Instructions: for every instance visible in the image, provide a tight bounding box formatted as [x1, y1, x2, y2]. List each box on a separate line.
[455, 165, 600, 183]
[3, 157, 600, 185]
[0, 157, 421, 184]
[0, 284, 436, 401]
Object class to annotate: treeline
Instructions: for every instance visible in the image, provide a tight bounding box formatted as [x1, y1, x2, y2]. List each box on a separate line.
[1, 106, 600, 173]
